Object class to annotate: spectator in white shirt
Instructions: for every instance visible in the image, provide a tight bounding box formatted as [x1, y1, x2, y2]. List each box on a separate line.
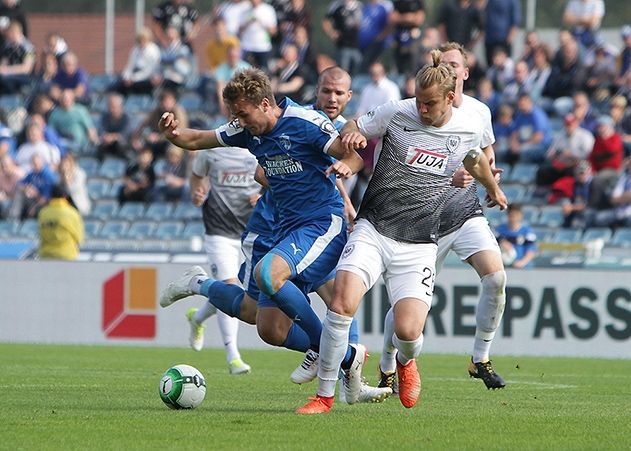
[15, 121, 61, 173]
[355, 62, 401, 117]
[114, 27, 161, 96]
[238, 0, 277, 71]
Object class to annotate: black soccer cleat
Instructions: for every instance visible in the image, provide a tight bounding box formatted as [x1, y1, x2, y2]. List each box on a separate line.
[378, 367, 398, 394]
[468, 359, 506, 390]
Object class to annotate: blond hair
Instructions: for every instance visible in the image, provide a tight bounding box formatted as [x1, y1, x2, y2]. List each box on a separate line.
[415, 50, 457, 97]
[223, 68, 276, 108]
[438, 41, 468, 67]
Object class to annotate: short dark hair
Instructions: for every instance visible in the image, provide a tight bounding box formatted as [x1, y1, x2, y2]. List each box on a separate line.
[51, 184, 68, 199]
[508, 203, 522, 213]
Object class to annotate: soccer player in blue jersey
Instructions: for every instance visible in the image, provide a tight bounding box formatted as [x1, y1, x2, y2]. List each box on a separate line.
[159, 68, 390, 403]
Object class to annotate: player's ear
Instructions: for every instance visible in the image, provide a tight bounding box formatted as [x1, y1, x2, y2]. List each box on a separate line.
[261, 97, 270, 112]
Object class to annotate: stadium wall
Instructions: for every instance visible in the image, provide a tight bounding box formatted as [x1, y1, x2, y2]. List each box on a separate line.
[0, 261, 629, 358]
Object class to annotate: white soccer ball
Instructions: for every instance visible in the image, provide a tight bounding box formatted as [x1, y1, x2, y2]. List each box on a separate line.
[159, 364, 206, 409]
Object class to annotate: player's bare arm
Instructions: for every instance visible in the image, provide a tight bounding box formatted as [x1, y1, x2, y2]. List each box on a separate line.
[336, 178, 357, 226]
[189, 172, 209, 207]
[158, 112, 221, 150]
[326, 137, 364, 179]
[452, 144, 502, 188]
[463, 151, 508, 210]
[340, 119, 368, 152]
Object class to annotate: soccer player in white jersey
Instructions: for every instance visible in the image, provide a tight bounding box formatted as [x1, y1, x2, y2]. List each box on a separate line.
[185, 147, 260, 375]
[378, 42, 509, 391]
[297, 52, 508, 414]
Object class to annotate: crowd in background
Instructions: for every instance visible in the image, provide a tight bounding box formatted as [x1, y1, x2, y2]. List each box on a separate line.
[1, 0, 631, 244]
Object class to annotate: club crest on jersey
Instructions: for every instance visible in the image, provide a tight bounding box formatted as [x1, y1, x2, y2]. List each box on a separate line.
[320, 120, 336, 135]
[280, 133, 291, 150]
[342, 244, 354, 259]
[446, 135, 461, 153]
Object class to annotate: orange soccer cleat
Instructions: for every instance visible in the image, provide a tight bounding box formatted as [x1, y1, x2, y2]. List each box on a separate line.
[295, 395, 334, 415]
[396, 359, 421, 408]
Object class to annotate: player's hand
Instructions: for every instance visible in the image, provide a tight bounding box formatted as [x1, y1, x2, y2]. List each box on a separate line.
[491, 166, 504, 183]
[326, 161, 352, 179]
[159, 112, 180, 138]
[191, 187, 207, 207]
[486, 187, 508, 210]
[343, 200, 357, 232]
[341, 132, 367, 151]
[451, 167, 474, 188]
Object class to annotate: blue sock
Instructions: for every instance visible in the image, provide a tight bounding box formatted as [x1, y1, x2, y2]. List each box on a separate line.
[348, 317, 359, 344]
[271, 281, 322, 351]
[281, 323, 310, 352]
[202, 281, 245, 319]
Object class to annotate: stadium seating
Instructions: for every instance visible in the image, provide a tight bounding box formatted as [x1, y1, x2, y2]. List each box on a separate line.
[83, 220, 102, 239]
[77, 157, 100, 177]
[182, 222, 204, 239]
[153, 221, 185, 240]
[126, 221, 157, 239]
[86, 178, 112, 200]
[583, 227, 613, 244]
[117, 202, 146, 221]
[611, 228, 631, 247]
[552, 228, 582, 243]
[144, 202, 174, 221]
[99, 220, 129, 239]
[124, 95, 154, 114]
[532, 226, 556, 242]
[98, 157, 127, 179]
[537, 206, 565, 228]
[507, 163, 538, 184]
[18, 219, 39, 239]
[90, 200, 119, 220]
[0, 220, 19, 238]
[173, 203, 201, 221]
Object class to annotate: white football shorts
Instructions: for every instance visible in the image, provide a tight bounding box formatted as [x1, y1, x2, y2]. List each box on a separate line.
[204, 234, 243, 281]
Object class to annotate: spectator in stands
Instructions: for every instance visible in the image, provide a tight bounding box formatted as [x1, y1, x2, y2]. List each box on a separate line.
[536, 113, 594, 186]
[58, 153, 90, 216]
[270, 43, 307, 103]
[609, 95, 631, 156]
[27, 113, 65, 158]
[238, 0, 277, 71]
[508, 93, 552, 165]
[482, 0, 521, 66]
[529, 45, 553, 105]
[97, 93, 131, 162]
[0, 110, 15, 156]
[615, 25, 631, 90]
[486, 47, 515, 92]
[15, 121, 61, 173]
[50, 52, 90, 105]
[493, 104, 515, 163]
[544, 33, 586, 101]
[355, 62, 401, 117]
[292, 25, 317, 83]
[132, 89, 187, 157]
[38, 184, 83, 260]
[589, 115, 624, 187]
[214, 44, 250, 116]
[584, 41, 617, 96]
[572, 90, 598, 134]
[118, 146, 156, 204]
[215, 0, 250, 38]
[436, 0, 482, 50]
[502, 60, 533, 107]
[0, 21, 34, 95]
[592, 157, 631, 227]
[358, 0, 393, 73]
[322, 0, 362, 75]
[10, 153, 57, 220]
[563, 0, 604, 49]
[153, 25, 194, 92]
[561, 161, 607, 228]
[495, 203, 537, 269]
[0, 152, 23, 218]
[152, 0, 200, 49]
[519, 30, 541, 69]
[476, 77, 500, 119]
[615, 70, 631, 107]
[43, 32, 68, 62]
[282, 0, 311, 35]
[31, 51, 58, 99]
[205, 17, 239, 74]
[463, 50, 485, 94]
[390, 0, 425, 75]
[114, 27, 161, 97]
[0, 0, 28, 49]
[48, 89, 98, 153]
[155, 145, 187, 202]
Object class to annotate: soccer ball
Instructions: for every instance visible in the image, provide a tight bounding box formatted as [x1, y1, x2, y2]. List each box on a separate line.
[159, 364, 206, 409]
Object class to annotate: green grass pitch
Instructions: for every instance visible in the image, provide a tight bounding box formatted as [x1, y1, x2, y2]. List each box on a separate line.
[2, 343, 630, 450]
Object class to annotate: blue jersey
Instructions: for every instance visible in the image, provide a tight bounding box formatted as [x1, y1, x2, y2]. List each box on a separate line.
[494, 223, 537, 263]
[217, 97, 343, 234]
[305, 103, 347, 132]
[245, 189, 276, 238]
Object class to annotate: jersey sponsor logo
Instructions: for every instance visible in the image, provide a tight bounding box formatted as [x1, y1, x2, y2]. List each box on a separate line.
[219, 171, 254, 187]
[446, 135, 461, 153]
[263, 155, 304, 177]
[280, 133, 291, 150]
[405, 146, 448, 175]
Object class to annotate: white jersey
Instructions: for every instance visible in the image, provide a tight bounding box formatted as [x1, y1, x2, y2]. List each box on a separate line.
[192, 147, 260, 239]
[356, 98, 483, 243]
[438, 94, 495, 237]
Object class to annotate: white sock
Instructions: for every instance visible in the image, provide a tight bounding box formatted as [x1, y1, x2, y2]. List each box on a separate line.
[188, 275, 209, 294]
[317, 310, 353, 398]
[217, 310, 241, 363]
[379, 307, 397, 373]
[193, 302, 217, 325]
[393, 333, 424, 366]
[473, 271, 506, 362]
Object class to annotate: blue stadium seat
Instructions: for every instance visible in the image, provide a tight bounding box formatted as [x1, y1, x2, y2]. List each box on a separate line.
[552, 228, 582, 243]
[153, 221, 185, 240]
[611, 228, 631, 247]
[83, 220, 102, 239]
[125, 95, 154, 113]
[484, 208, 505, 227]
[583, 227, 612, 244]
[538, 206, 564, 228]
[87, 178, 112, 200]
[89, 74, 116, 93]
[522, 205, 540, 224]
[99, 221, 129, 239]
[0, 94, 22, 110]
[532, 226, 556, 242]
[77, 157, 100, 177]
[182, 222, 204, 239]
[98, 157, 127, 179]
[502, 184, 527, 203]
[144, 202, 174, 221]
[18, 219, 39, 239]
[507, 163, 537, 184]
[179, 93, 202, 112]
[117, 202, 146, 221]
[0, 220, 19, 238]
[141, 240, 170, 252]
[90, 200, 119, 220]
[126, 221, 156, 239]
[173, 203, 201, 221]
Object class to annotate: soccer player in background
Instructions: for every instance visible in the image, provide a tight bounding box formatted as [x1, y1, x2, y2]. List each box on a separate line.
[378, 42, 509, 391]
[297, 52, 507, 414]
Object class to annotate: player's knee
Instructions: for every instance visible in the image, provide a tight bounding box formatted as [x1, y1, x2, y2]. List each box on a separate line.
[256, 322, 287, 346]
[481, 270, 507, 306]
[394, 320, 423, 342]
[254, 255, 276, 296]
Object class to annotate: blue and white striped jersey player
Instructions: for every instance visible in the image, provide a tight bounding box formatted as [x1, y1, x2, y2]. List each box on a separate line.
[158, 68, 389, 402]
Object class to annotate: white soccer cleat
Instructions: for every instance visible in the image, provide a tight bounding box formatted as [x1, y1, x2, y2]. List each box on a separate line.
[290, 349, 319, 384]
[339, 378, 392, 404]
[341, 344, 367, 404]
[229, 358, 251, 375]
[186, 308, 205, 352]
[159, 265, 207, 308]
